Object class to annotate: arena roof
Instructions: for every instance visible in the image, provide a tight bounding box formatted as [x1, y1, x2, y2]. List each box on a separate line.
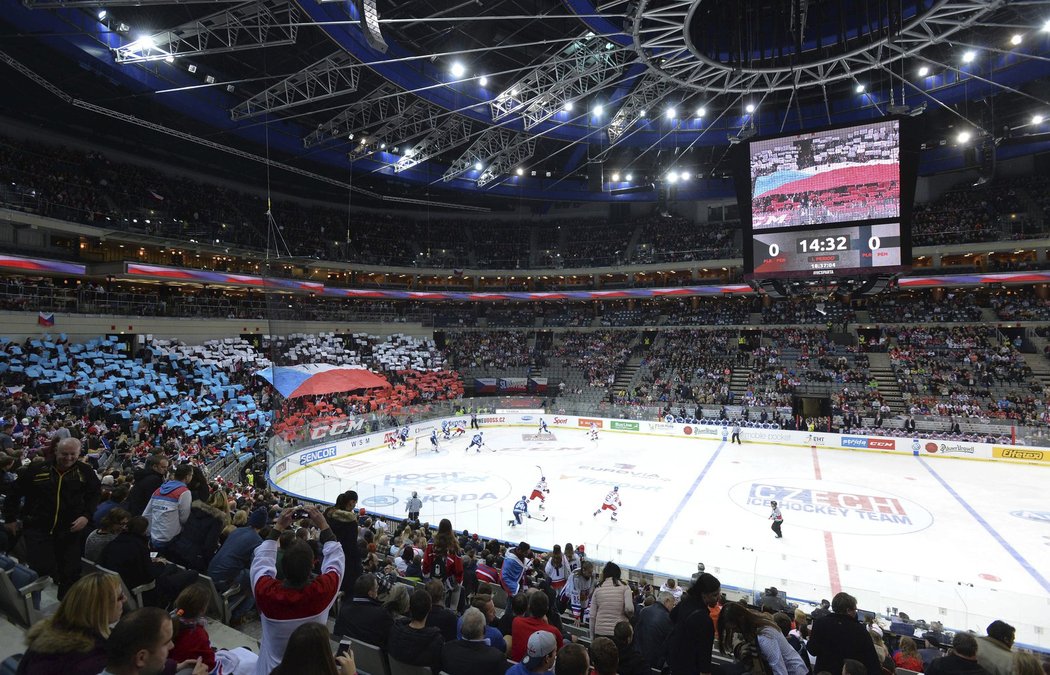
[1, 0, 1049, 207]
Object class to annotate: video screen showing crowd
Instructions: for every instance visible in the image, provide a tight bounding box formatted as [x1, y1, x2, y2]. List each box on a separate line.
[750, 120, 900, 230]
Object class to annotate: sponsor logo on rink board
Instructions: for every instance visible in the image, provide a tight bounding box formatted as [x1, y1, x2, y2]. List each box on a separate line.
[610, 421, 639, 431]
[730, 478, 933, 535]
[841, 437, 896, 450]
[553, 417, 569, 425]
[299, 446, 337, 465]
[647, 423, 676, 432]
[579, 418, 603, 428]
[993, 447, 1046, 462]
[925, 442, 976, 455]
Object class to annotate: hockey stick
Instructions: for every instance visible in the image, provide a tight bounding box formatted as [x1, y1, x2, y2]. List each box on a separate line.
[527, 513, 549, 522]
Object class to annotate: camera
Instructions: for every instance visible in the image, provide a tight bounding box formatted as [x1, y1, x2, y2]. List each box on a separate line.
[292, 507, 311, 520]
[335, 640, 352, 658]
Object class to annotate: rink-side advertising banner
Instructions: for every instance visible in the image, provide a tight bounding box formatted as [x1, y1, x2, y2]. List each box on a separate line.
[269, 413, 1050, 495]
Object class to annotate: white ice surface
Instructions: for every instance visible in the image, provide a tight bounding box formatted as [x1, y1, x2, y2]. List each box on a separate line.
[278, 426, 1050, 648]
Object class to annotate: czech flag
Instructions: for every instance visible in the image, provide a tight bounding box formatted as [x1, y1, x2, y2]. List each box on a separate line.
[37, 312, 55, 327]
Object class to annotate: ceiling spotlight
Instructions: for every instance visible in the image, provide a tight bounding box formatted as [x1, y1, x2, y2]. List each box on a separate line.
[563, 101, 574, 112]
[918, 66, 930, 77]
[515, 167, 524, 176]
[186, 64, 197, 73]
[957, 130, 971, 144]
[962, 50, 976, 63]
[135, 34, 156, 50]
[379, 143, 386, 150]
[640, 110, 647, 117]
[1010, 34, 1023, 45]
[164, 55, 174, 64]
[474, 161, 483, 171]
[855, 83, 865, 93]
[348, 133, 354, 140]
[450, 61, 466, 78]
[204, 74, 215, 84]
[393, 146, 399, 153]
[696, 106, 706, 117]
[479, 75, 488, 86]
[625, 173, 633, 181]
[97, 9, 107, 20]
[666, 171, 679, 183]
[1044, 19, 1050, 32]
[360, 138, 367, 145]
[665, 107, 676, 119]
[1033, 114, 1044, 125]
[680, 171, 691, 181]
[593, 104, 603, 116]
[745, 103, 755, 113]
[611, 172, 620, 181]
[510, 88, 519, 96]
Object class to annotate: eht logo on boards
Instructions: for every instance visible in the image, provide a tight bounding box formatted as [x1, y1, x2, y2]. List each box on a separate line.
[730, 478, 933, 535]
[578, 418, 603, 428]
[299, 446, 337, 465]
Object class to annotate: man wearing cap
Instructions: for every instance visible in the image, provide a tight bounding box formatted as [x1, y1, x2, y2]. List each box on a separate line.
[207, 505, 267, 622]
[508, 631, 558, 675]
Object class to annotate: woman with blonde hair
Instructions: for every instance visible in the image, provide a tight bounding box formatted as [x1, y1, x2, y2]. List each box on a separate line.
[383, 583, 411, 619]
[893, 636, 924, 672]
[16, 572, 124, 675]
[232, 509, 248, 527]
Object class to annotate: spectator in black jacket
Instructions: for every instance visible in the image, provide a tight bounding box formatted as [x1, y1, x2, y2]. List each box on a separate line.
[124, 455, 169, 516]
[333, 573, 394, 649]
[634, 591, 674, 670]
[668, 573, 721, 675]
[441, 607, 508, 675]
[926, 633, 991, 675]
[166, 492, 229, 572]
[326, 491, 362, 594]
[612, 621, 650, 675]
[807, 592, 880, 675]
[388, 589, 444, 675]
[425, 579, 460, 642]
[97, 516, 196, 607]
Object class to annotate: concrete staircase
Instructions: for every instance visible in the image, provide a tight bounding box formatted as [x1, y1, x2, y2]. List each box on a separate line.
[980, 307, 1000, 323]
[1022, 353, 1050, 392]
[866, 351, 909, 415]
[612, 354, 644, 393]
[730, 366, 752, 399]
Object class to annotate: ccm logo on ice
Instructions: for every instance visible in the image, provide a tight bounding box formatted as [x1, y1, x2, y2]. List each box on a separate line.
[731, 479, 934, 535]
[300, 446, 337, 465]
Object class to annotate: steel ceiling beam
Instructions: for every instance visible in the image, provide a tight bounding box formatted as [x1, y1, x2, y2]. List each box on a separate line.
[24, 0, 242, 6]
[477, 137, 537, 187]
[606, 73, 674, 143]
[302, 83, 399, 148]
[111, 0, 298, 64]
[230, 51, 358, 120]
[393, 116, 474, 172]
[349, 99, 440, 156]
[444, 127, 528, 182]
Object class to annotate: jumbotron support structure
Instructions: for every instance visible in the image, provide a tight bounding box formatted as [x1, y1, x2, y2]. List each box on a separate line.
[302, 83, 399, 148]
[394, 116, 474, 173]
[491, 33, 630, 129]
[111, 0, 298, 64]
[230, 51, 358, 120]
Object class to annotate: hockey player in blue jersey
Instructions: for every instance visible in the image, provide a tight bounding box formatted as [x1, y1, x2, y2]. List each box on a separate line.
[441, 420, 451, 440]
[538, 418, 549, 434]
[466, 431, 484, 453]
[508, 495, 528, 527]
[430, 429, 439, 452]
[399, 425, 409, 447]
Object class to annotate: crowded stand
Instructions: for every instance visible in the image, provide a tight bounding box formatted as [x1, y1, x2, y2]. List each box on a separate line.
[633, 217, 741, 263]
[760, 296, 856, 325]
[552, 331, 636, 389]
[866, 289, 984, 323]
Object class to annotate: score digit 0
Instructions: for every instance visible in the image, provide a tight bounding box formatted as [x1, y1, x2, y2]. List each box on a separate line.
[768, 243, 780, 257]
[868, 235, 881, 250]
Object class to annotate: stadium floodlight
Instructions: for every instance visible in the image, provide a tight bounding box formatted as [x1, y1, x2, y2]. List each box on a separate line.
[356, 0, 388, 54]
[479, 75, 488, 86]
[516, 167, 524, 176]
[450, 61, 466, 78]
[918, 66, 929, 77]
[1033, 114, 1044, 125]
[563, 101, 574, 112]
[962, 50, 976, 63]
[665, 107, 676, 119]
[745, 103, 755, 113]
[625, 173, 632, 181]
[379, 143, 386, 149]
[639, 110, 647, 117]
[593, 104, 603, 116]
[696, 106, 706, 117]
[611, 172, 620, 181]
[164, 55, 174, 64]
[1044, 18, 1050, 32]
[1010, 34, 1023, 46]
[97, 9, 106, 20]
[666, 171, 678, 183]
[474, 161, 483, 171]
[957, 130, 972, 143]
[855, 83, 865, 93]
[680, 171, 691, 181]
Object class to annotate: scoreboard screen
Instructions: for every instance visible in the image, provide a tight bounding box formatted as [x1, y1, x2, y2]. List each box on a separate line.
[751, 223, 903, 277]
[736, 117, 918, 281]
[750, 119, 900, 230]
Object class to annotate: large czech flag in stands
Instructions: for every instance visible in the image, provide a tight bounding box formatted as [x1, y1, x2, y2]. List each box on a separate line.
[256, 364, 390, 398]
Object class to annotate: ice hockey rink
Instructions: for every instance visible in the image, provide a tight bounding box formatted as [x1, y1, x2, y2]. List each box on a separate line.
[276, 425, 1050, 649]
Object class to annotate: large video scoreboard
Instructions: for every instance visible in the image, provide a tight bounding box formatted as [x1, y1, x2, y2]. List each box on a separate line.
[737, 118, 918, 280]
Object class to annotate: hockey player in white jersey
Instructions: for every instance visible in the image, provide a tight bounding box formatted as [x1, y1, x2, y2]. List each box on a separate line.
[465, 431, 484, 453]
[529, 476, 549, 510]
[508, 495, 528, 527]
[441, 420, 451, 440]
[593, 486, 622, 522]
[399, 425, 409, 447]
[589, 423, 599, 441]
[452, 422, 467, 437]
[538, 418, 550, 434]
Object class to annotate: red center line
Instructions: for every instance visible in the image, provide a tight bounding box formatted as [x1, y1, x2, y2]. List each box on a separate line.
[811, 447, 843, 595]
